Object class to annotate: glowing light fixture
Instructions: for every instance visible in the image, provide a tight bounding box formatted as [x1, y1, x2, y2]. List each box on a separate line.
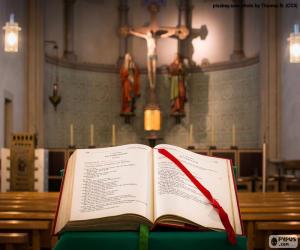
[289, 24, 300, 63]
[144, 89, 161, 147]
[3, 14, 21, 52]
[144, 107, 161, 131]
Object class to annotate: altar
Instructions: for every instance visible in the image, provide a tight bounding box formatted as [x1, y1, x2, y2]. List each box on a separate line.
[54, 231, 247, 250]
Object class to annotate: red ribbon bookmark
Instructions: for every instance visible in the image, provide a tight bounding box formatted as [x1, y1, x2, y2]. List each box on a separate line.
[157, 148, 237, 245]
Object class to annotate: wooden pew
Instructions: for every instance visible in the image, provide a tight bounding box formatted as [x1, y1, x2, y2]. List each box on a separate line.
[0, 221, 50, 250]
[256, 221, 300, 230]
[0, 212, 54, 220]
[0, 192, 58, 250]
[0, 192, 298, 250]
[256, 222, 300, 250]
[238, 192, 300, 250]
[0, 232, 29, 250]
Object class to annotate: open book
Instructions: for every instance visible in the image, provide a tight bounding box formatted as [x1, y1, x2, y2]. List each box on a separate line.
[54, 144, 243, 235]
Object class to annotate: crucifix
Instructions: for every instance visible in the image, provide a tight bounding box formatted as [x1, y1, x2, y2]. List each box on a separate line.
[121, 3, 189, 90]
[121, 2, 189, 146]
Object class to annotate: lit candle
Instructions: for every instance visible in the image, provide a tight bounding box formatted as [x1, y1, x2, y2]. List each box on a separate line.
[188, 124, 193, 145]
[232, 124, 236, 146]
[90, 124, 94, 146]
[112, 124, 116, 146]
[70, 123, 74, 146]
[262, 142, 267, 192]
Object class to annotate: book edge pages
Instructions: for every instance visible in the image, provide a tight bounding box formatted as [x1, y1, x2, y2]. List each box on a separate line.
[227, 160, 244, 235]
[53, 151, 77, 235]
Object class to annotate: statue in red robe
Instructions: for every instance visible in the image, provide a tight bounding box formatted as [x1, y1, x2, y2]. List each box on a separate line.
[120, 53, 140, 114]
[168, 54, 187, 115]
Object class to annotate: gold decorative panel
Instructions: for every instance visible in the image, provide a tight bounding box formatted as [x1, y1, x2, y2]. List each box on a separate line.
[10, 133, 35, 191]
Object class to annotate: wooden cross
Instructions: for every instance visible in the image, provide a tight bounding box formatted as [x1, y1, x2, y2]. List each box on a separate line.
[121, 3, 189, 90]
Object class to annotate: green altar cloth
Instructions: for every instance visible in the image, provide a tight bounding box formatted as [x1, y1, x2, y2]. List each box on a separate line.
[54, 231, 246, 250]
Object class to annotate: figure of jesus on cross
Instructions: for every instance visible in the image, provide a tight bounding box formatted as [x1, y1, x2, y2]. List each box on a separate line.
[121, 3, 189, 90]
[128, 30, 179, 89]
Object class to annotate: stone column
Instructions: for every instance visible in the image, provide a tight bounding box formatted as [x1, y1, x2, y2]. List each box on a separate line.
[261, 4, 281, 160]
[117, 0, 129, 65]
[27, 0, 44, 147]
[230, 0, 245, 60]
[63, 0, 77, 61]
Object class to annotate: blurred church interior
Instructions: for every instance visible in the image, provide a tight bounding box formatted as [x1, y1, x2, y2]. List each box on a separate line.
[0, 0, 299, 249]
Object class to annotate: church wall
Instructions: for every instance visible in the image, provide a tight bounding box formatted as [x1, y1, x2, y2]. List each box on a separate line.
[44, 62, 260, 149]
[243, 3, 262, 58]
[73, 0, 119, 64]
[163, 63, 261, 148]
[280, 5, 300, 159]
[192, 0, 234, 64]
[44, 0, 262, 67]
[0, 0, 27, 148]
[44, 0, 64, 57]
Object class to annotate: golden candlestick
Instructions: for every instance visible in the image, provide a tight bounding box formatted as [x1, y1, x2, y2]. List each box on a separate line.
[69, 123, 75, 148]
[262, 143, 267, 192]
[90, 124, 94, 147]
[232, 124, 236, 146]
[112, 124, 116, 146]
[189, 124, 193, 145]
[209, 116, 216, 149]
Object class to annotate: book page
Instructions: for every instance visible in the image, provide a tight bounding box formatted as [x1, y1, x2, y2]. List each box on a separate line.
[154, 144, 241, 234]
[70, 144, 153, 222]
